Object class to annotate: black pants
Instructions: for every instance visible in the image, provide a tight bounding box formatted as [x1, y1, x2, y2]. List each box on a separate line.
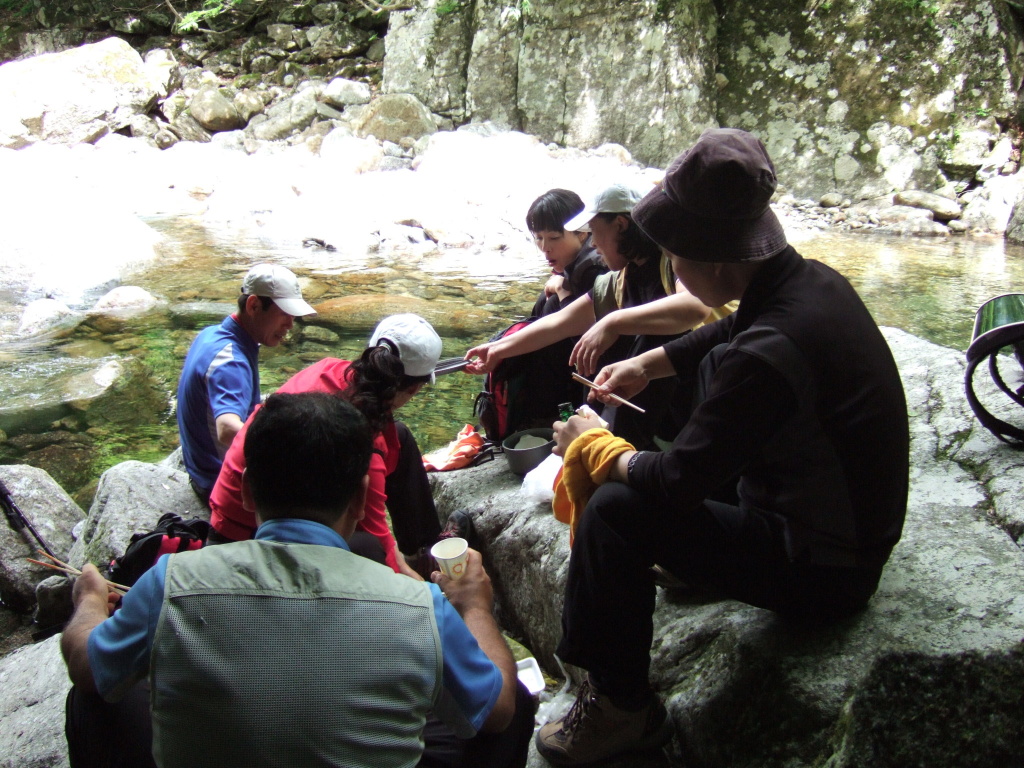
[555, 345, 882, 700]
[66, 680, 535, 768]
[386, 421, 443, 554]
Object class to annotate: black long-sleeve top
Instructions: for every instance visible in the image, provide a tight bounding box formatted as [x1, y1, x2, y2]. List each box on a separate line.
[629, 247, 910, 570]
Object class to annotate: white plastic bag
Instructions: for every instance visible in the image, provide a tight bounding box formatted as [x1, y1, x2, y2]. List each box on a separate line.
[520, 452, 562, 504]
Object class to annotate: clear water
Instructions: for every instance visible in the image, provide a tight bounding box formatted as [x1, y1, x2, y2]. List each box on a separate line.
[2, 217, 1023, 499]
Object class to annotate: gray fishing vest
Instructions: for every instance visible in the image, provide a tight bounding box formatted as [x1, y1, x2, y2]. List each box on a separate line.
[150, 540, 443, 768]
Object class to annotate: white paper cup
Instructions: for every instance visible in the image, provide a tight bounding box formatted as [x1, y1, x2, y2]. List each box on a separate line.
[431, 537, 469, 580]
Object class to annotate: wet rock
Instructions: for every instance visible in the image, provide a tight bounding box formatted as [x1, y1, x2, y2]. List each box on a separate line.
[893, 190, 962, 222]
[0, 37, 161, 149]
[0, 464, 84, 612]
[84, 286, 165, 334]
[876, 205, 934, 225]
[167, 301, 235, 330]
[16, 299, 82, 338]
[355, 93, 437, 144]
[310, 294, 491, 337]
[874, 219, 950, 237]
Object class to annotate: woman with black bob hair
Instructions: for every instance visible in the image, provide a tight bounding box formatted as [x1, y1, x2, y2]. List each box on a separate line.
[466, 183, 734, 449]
[209, 314, 463, 579]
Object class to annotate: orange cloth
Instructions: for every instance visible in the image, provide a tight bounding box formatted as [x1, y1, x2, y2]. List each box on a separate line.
[552, 429, 635, 546]
[422, 424, 486, 471]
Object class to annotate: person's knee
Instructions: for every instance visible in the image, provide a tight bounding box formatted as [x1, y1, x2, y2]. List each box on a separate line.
[583, 483, 649, 536]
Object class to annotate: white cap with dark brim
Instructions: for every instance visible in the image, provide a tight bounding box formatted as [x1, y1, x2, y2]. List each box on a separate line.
[241, 264, 317, 317]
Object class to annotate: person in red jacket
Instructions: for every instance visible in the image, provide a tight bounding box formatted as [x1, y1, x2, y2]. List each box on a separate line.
[208, 314, 461, 579]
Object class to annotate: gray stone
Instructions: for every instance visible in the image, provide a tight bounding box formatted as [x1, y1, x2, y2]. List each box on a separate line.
[0, 636, 70, 768]
[820, 192, 843, 208]
[85, 287, 165, 334]
[169, 111, 213, 143]
[961, 172, 1024, 234]
[309, 22, 372, 59]
[250, 89, 319, 141]
[67, 460, 208, 573]
[977, 136, 1015, 182]
[366, 37, 386, 63]
[0, 37, 161, 149]
[941, 128, 996, 178]
[322, 77, 371, 108]
[355, 93, 437, 143]
[233, 90, 266, 124]
[34, 574, 73, 635]
[429, 328, 1024, 768]
[188, 86, 243, 133]
[1007, 190, 1024, 245]
[893, 190, 962, 221]
[877, 205, 934, 224]
[0, 465, 84, 612]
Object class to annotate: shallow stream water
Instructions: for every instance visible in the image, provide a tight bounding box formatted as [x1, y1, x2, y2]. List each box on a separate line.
[2, 219, 1023, 501]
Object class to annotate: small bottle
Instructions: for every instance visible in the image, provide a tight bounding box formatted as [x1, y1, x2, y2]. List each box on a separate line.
[558, 402, 574, 421]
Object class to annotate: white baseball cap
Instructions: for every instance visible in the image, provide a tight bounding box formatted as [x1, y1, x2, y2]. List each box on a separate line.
[369, 314, 443, 380]
[564, 182, 647, 232]
[241, 264, 316, 317]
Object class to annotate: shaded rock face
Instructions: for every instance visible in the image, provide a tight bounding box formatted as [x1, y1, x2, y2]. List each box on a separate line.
[384, 0, 719, 167]
[717, 1, 1018, 199]
[0, 37, 160, 148]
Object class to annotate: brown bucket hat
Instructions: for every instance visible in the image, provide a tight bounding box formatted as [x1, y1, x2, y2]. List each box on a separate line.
[632, 128, 788, 263]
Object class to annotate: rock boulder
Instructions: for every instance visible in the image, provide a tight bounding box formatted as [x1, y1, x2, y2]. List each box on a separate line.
[0, 37, 161, 149]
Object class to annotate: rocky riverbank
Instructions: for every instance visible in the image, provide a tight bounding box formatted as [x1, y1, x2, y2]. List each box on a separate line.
[1, 328, 1023, 768]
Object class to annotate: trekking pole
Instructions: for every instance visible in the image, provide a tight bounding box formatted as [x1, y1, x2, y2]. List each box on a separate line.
[0, 476, 58, 560]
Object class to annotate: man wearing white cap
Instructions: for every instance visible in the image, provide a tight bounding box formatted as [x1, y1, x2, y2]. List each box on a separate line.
[177, 263, 316, 504]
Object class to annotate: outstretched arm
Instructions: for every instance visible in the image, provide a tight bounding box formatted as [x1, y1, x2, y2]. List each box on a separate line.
[464, 298, 597, 375]
[570, 287, 712, 376]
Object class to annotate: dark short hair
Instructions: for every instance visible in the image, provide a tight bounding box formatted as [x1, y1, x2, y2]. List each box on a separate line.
[526, 189, 585, 233]
[593, 213, 661, 263]
[237, 294, 274, 313]
[244, 392, 373, 525]
[343, 346, 430, 434]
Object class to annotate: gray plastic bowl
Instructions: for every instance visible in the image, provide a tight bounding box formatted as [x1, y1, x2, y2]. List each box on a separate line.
[502, 428, 555, 476]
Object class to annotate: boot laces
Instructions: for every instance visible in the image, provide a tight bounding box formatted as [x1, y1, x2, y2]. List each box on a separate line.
[561, 678, 597, 736]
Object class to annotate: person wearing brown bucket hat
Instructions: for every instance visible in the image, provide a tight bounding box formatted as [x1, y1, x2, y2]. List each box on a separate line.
[537, 128, 910, 766]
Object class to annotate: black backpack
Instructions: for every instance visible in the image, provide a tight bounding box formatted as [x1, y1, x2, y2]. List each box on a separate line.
[108, 512, 210, 587]
[473, 319, 578, 443]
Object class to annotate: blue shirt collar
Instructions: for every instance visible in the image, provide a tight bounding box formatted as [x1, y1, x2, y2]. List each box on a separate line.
[254, 518, 351, 550]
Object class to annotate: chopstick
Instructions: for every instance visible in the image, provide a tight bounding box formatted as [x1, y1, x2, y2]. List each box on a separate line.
[28, 549, 129, 595]
[571, 373, 647, 414]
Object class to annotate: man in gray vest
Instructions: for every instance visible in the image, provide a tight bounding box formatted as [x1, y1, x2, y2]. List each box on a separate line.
[62, 392, 533, 768]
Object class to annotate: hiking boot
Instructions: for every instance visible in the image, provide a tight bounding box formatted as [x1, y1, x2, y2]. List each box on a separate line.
[438, 509, 477, 550]
[535, 677, 672, 766]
